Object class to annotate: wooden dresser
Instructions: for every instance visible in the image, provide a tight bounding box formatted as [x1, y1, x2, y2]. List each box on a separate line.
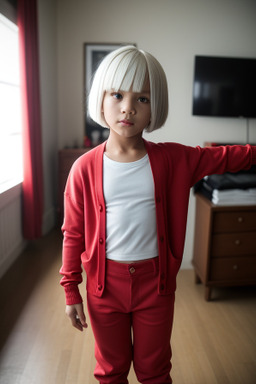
[192, 193, 256, 300]
[58, 148, 91, 220]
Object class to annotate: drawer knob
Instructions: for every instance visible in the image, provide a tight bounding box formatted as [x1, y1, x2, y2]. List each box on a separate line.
[233, 264, 238, 270]
[235, 239, 241, 246]
[237, 217, 243, 223]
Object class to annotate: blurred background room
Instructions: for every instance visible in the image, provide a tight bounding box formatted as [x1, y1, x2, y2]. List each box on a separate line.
[0, 0, 255, 383]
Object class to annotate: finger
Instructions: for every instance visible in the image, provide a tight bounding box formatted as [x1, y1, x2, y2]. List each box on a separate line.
[70, 314, 84, 332]
[76, 307, 88, 328]
[65, 304, 88, 331]
[75, 315, 88, 330]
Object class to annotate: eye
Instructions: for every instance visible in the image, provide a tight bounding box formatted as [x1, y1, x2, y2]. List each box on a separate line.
[112, 92, 123, 100]
[138, 96, 150, 103]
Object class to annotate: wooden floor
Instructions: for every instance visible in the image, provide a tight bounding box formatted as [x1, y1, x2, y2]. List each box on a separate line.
[0, 228, 256, 384]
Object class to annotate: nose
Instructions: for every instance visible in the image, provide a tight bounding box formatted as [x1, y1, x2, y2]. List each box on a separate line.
[121, 97, 135, 115]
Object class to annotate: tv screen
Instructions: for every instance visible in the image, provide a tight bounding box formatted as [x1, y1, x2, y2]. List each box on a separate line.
[192, 56, 256, 118]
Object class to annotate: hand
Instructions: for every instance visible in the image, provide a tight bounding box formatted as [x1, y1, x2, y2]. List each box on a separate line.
[65, 303, 88, 332]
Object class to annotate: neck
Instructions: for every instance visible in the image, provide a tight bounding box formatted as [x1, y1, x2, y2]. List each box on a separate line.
[105, 132, 146, 162]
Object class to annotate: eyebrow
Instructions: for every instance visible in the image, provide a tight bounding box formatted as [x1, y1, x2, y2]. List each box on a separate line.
[136, 89, 150, 94]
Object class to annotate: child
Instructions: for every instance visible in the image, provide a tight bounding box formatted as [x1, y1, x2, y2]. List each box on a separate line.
[60, 45, 256, 383]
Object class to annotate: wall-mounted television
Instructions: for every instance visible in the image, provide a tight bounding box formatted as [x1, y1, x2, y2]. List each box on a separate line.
[192, 55, 256, 118]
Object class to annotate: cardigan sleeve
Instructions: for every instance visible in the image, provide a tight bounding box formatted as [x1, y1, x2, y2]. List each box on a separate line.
[186, 144, 256, 187]
[59, 164, 86, 305]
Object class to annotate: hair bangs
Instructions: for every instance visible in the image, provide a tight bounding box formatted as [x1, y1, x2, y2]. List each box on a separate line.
[104, 51, 148, 93]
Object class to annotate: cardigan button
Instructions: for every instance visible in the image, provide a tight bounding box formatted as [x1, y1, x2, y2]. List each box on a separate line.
[98, 284, 102, 291]
[160, 284, 165, 291]
[99, 238, 104, 244]
[99, 204, 103, 212]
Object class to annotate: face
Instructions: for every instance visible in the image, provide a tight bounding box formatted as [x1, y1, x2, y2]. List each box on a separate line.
[102, 86, 151, 139]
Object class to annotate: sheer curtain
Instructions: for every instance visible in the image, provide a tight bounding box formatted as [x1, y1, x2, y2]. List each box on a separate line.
[18, 0, 43, 239]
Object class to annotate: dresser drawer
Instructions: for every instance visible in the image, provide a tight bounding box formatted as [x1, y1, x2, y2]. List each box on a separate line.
[212, 232, 256, 257]
[210, 257, 256, 281]
[213, 211, 256, 233]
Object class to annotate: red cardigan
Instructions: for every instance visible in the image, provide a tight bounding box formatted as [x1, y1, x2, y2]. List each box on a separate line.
[60, 140, 256, 305]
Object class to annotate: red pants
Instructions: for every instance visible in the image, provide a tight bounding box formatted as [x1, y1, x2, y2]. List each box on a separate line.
[87, 257, 175, 384]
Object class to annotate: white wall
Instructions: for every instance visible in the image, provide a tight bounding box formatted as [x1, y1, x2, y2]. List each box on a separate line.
[56, 0, 256, 268]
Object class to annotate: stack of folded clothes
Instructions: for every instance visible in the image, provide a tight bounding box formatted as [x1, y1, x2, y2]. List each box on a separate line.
[193, 166, 256, 205]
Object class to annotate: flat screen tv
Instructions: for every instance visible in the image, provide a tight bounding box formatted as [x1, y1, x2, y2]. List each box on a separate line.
[192, 55, 256, 118]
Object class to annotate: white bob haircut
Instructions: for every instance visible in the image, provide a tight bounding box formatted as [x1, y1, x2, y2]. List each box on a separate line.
[88, 45, 169, 132]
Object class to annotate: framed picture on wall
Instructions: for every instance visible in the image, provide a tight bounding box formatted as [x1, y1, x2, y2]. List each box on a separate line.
[84, 43, 135, 146]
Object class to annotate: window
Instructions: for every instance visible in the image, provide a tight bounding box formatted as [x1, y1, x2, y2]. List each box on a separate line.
[0, 12, 23, 193]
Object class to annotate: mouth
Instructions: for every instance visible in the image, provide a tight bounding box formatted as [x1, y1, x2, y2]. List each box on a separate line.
[119, 119, 134, 126]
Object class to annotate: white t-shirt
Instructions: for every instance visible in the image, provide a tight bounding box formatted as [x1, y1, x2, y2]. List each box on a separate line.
[103, 153, 158, 261]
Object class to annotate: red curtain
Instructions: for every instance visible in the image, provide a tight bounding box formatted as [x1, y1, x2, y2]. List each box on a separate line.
[18, 0, 44, 239]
